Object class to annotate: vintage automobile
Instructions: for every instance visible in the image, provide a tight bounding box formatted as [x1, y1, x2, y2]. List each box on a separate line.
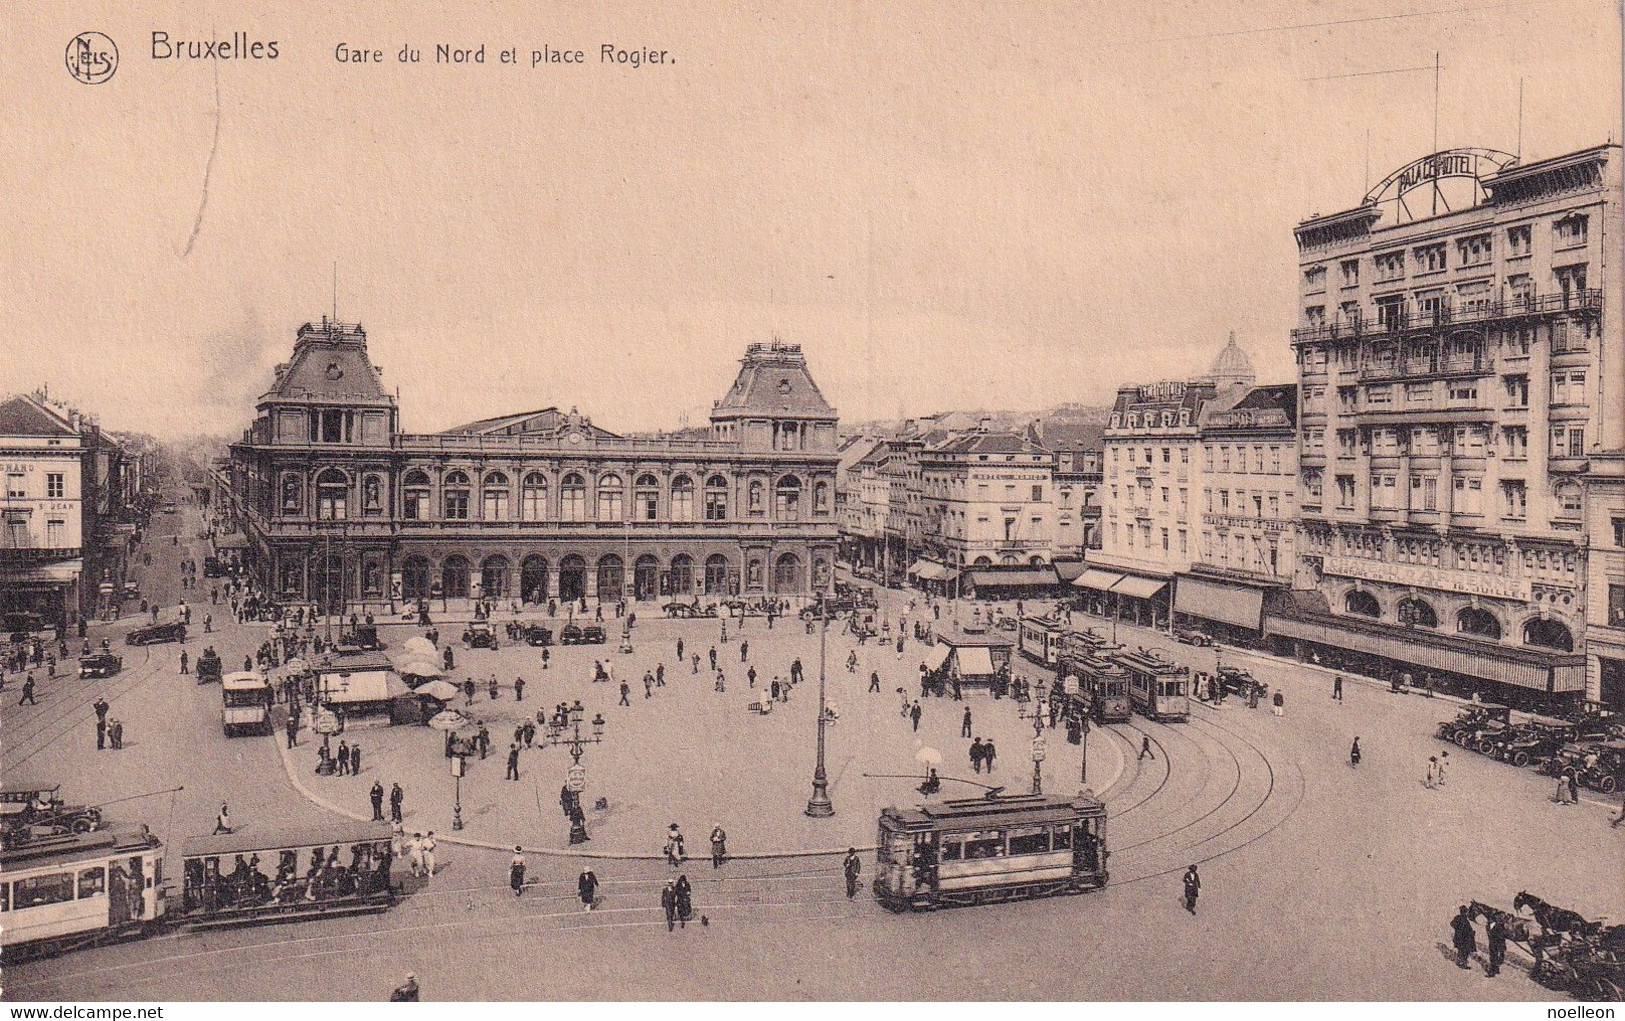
[203, 556, 227, 578]
[0, 783, 104, 848]
[461, 622, 499, 650]
[1436, 703, 1512, 748]
[195, 648, 224, 684]
[663, 600, 717, 619]
[3, 611, 53, 643]
[522, 624, 554, 647]
[801, 596, 861, 619]
[78, 653, 123, 679]
[1484, 715, 1575, 768]
[1569, 704, 1624, 744]
[336, 624, 383, 653]
[722, 599, 768, 618]
[1554, 740, 1625, 794]
[1214, 665, 1267, 700]
[126, 620, 187, 646]
[1173, 628, 1214, 647]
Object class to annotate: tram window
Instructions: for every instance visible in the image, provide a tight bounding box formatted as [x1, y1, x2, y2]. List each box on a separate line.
[14, 872, 75, 908]
[1051, 826, 1073, 850]
[1007, 826, 1051, 856]
[77, 867, 107, 899]
[940, 838, 963, 861]
[1, 882, 9, 911]
[963, 831, 1005, 860]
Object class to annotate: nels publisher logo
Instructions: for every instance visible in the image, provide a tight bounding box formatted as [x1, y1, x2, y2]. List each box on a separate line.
[66, 31, 119, 84]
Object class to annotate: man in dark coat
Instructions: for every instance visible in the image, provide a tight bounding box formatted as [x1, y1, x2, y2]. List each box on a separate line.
[1451, 905, 1477, 969]
[1182, 865, 1201, 914]
[370, 781, 385, 821]
[661, 881, 679, 932]
[961, 707, 972, 738]
[1485, 916, 1507, 977]
[506, 743, 521, 781]
[578, 867, 598, 911]
[350, 743, 362, 775]
[969, 738, 984, 774]
[843, 847, 862, 899]
[983, 739, 997, 772]
[390, 783, 404, 824]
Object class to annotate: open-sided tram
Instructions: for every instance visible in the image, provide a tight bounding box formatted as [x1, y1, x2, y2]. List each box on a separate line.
[177, 821, 395, 928]
[1115, 646, 1191, 722]
[873, 793, 1107, 911]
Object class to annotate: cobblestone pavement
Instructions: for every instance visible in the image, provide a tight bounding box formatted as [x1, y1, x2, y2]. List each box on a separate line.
[6, 511, 1620, 999]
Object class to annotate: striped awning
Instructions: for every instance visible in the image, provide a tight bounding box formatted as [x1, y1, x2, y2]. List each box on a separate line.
[1073, 568, 1126, 592]
[1111, 575, 1168, 601]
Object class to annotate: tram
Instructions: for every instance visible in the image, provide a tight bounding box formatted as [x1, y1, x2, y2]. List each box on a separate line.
[873, 793, 1108, 911]
[0, 827, 167, 961]
[1016, 616, 1066, 666]
[1055, 634, 1132, 724]
[1115, 646, 1191, 722]
[176, 821, 396, 928]
[221, 671, 274, 737]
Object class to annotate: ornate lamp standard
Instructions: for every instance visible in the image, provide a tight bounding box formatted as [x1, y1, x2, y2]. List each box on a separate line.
[805, 608, 834, 817]
[451, 750, 467, 831]
[1030, 713, 1046, 795]
[553, 703, 605, 844]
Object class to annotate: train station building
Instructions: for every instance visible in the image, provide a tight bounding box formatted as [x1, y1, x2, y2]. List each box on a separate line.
[222, 321, 841, 611]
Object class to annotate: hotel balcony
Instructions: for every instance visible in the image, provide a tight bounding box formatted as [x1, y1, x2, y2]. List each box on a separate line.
[1290, 289, 1603, 346]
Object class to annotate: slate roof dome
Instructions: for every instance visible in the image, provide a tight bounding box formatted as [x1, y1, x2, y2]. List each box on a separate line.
[1206, 332, 1256, 388]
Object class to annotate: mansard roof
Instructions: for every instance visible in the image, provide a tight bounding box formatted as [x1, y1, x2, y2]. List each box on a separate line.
[259, 320, 392, 406]
[711, 341, 836, 420]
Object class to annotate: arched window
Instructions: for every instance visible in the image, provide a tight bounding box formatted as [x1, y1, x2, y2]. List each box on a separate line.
[972, 556, 993, 567]
[773, 552, 803, 593]
[558, 554, 587, 602]
[482, 472, 510, 520]
[443, 471, 471, 520]
[703, 553, 731, 595]
[561, 473, 586, 521]
[704, 475, 728, 521]
[441, 555, 471, 598]
[671, 475, 695, 522]
[1029, 554, 1047, 566]
[315, 468, 348, 521]
[670, 553, 695, 594]
[1398, 597, 1437, 628]
[403, 470, 431, 520]
[280, 473, 304, 514]
[774, 475, 802, 519]
[748, 480, 765, 515]
[1524, 617, 1573, 651]
[1000, 554, 1019, 565]
[1555, 481, 1583, 517]
[597, 474, 624, 522]
[635, 474, 660, 521]
[521, 472, 547, 520]
[1344, 590, 1380, 618]
[1457, 606, 1502, 640]
[401, 555, 431, 600]
[634, 554, 660, 599]
[813, 480, 830, 515]
[480, 555, 510, 598]
[597, 554, 624, 601]
[520, 555, 548, 603]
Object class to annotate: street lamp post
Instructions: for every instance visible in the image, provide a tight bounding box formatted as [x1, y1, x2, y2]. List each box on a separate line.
[1030, 714, 1046, 795]
[805, 610, 834, 817]
[555, 704, 604, 844]
[451, 751, 466, 830]
[1079, 715, 1090, 784]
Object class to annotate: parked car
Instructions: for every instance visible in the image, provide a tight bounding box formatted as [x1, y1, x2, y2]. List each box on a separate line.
[1174, 628, 1214, 647]
[126, 620, 186, 646]
[338, 624, 384, 652]
[1486, 715, 1574, 768]
[78, 653, 123, 678]
[1554, 740, 1625, 794]
[462, 622, 499, 649]
[1436, 703, 1512, 747]
[523, 625, 554, 647]
[581, 624, 607, 644]
[1215, 665, 1266, 700]
[0, 783, 103, 848]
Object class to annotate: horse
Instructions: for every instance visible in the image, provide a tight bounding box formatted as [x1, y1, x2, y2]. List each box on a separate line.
[1469, 900, 1538, 944]
[1515, 891, 1602, 938]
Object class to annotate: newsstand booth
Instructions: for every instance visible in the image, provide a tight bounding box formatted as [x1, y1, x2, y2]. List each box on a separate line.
[313, 655, 420, 727]
[936, 633, 1014, 690]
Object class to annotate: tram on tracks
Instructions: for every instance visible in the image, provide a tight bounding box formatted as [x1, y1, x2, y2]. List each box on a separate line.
[1054, 633, 1131, 723]
[1, 819, 400, 962]
[0, 827, 166, 962]
[1017, 616, 1066, 667]
[176, 821, 396, 928]
[1115, 646, 1191, 722]
[873, 793, 1108, 911]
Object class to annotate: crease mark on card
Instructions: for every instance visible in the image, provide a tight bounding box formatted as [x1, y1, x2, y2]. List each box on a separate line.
[181, 57, 222, 258]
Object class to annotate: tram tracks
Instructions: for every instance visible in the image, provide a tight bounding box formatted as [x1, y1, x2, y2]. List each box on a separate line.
[1, 642, 161, 774]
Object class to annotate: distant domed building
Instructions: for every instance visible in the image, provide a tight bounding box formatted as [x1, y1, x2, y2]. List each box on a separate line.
[1199, 332, 1257, 389]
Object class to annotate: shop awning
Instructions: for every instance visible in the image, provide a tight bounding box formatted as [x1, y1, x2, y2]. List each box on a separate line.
[1111, 575, 1168, 601]
[1052, 561, 1088, 583]
[922, 644, 951, 671]
[906, 559, 935, 578]
[938, 567, 961, 582]
[213, 532, 249, 550]
[322, 669, 412, 704]
[1074, 568, 1126, 592]
[1175, 576, 1266, 630]
[955, 646, 995, 676]
[1264, 613, 1584, 691]
[966, 568, 1058, 589]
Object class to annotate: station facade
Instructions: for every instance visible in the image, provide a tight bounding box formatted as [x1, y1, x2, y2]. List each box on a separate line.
[224, 321, 841, 611]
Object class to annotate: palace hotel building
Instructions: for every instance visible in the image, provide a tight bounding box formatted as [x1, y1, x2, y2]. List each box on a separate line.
[1278, 143, 1622, 708]
[223, 321, 841, 610]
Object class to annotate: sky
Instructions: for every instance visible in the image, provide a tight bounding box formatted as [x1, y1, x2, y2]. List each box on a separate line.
[4, 0, 1621, 439]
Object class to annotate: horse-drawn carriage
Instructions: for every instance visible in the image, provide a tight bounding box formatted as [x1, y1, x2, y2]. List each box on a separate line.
[1467, 894, 1625, 1001]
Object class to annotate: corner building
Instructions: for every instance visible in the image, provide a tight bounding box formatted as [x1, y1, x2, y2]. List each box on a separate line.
[1281, 144, 1621, 707]
[225, 322, 840, 610]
